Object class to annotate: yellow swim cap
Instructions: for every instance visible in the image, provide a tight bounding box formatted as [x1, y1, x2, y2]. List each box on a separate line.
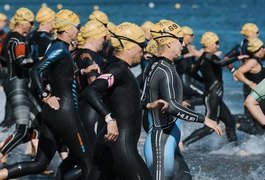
[110, 22, 145, 51]
[141, 21, 154, 31]
[80, 20, 108, 41]
[150, 19, 183, 46]
[88, 10, 109, 25]
[106, 21, 116, 31]
[182, 26, 193, 36]
[0, 13, 7, 21]
[77, 31, 85, 45]
[145, 39, 158, 56]
[52, 9, 80, 32]
[240, 23, 259, 37]
[247, 38, 263, 53]
[9, 16, 15, 30]
[14, 7, 34, 24]
[36, 6, 56, 24]
[201, 32, 219, 47]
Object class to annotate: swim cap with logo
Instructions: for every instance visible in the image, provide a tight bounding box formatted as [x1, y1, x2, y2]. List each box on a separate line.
[110, 22, 146, 51]
[52, 9, 80, 32]
[150, 19, 183, 45]
[80, 20, 108, 40]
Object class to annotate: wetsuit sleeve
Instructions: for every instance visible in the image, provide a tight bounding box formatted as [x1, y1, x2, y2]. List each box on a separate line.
[30, 43, 66, 95]
[249, 78, 265, 102]
[190, 60, 203, 82]
[136, 72, 149, 109]
[82, 67, 122, 117]
[159, 70, 205, 123]
[207, 54, 238, 66]
[14, 42, 34, 67]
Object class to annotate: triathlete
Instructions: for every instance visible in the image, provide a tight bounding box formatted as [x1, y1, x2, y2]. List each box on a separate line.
[143, 20, 223, 180]
[82, 22, 153, 180]
[0, 9, 95, 179]
[88, 10, 114, 62]
[223, 23, 260, 132]
[0, 8, 36, 163]
[183, 32, 245, 147]
[175, 26, 204, 108]
[234, 38, 265, 134]
[74, 20, 107, 144]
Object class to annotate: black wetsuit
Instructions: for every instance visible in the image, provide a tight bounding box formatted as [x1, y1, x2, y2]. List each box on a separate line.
[28, 31, 53, 61]
[142, 56, 206, 180]
[6, 39, 91, 179]
[0, 31, 39, 155]
[183, 52, 238, 147]
[224, 39, 249, 72]
[82, 56, 152, 180]
[175, 45, 204, 107]
[72, 48, 103, 144]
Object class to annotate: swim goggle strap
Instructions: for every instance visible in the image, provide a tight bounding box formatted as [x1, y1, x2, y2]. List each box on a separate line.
[55, 19, 81, 32]
[109, 30, 147, 50]
[150, 30, 184, 44]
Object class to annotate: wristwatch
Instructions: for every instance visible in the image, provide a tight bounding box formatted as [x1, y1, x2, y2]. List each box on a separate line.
[40, 90, 50, 99]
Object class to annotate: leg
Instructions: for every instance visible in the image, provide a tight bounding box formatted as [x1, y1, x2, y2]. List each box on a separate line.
[219, 101, 238, 142]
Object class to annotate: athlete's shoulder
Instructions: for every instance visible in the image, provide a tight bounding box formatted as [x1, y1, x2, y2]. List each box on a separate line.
[9, 32, 25, 42]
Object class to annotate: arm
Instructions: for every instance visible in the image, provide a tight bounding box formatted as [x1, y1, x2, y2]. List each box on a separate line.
[14, 42, 34, 68]
[158, 70, 205, 123]
[234, 59, 257, 88]
[30, 42, 65, 98]
[82, 69, 119, 141]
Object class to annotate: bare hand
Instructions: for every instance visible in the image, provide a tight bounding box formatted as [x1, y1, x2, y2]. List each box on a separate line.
[204, 117, 224, 136]
[105, 120, 119, 142]
[147, 99, 169, 112]
[83, 64, 100, 74]
[44, 96, 60, 110]
[182, 100, 191, 108]
[238, 55, 249, 60]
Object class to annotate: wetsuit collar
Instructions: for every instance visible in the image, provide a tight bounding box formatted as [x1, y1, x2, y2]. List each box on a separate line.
[55, 38, 69, 47]
[158, 56, 174, 65]
[115, 56, 131, 68]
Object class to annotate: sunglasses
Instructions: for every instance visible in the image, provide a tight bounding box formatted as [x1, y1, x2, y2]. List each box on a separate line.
[215, 41, 219, 45]
[150, 30, 184, 44]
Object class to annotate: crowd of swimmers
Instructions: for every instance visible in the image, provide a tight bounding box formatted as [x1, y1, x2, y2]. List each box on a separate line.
[0, 5, 263, 180]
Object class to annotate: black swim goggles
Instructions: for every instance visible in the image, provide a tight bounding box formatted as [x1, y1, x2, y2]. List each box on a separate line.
[150, 30, 184, 44]
[69, 22, 81, 31]
[109, 30, 147, 50]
